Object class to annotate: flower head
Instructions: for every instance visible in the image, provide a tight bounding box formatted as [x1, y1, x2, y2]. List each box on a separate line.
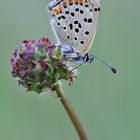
[11, 38, 78, 93]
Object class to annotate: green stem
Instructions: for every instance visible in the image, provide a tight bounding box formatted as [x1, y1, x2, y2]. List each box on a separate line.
[54, 84, 88, 140]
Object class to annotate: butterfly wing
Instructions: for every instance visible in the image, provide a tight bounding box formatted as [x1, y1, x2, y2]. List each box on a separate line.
[48, 0, 102, 56]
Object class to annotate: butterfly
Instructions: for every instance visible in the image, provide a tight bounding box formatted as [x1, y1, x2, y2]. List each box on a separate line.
[47, 0, 117, 73]
[48, 0, 101, 59]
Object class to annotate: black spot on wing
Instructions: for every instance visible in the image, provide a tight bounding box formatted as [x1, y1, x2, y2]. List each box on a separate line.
[85, 4, 89, 7]
[74, 37, 77, 40]
[75, 8, 79, 12]
[63, 26, 66, 30]
[69, 23, 73, 30]
[88, 18, 92, 23]
[78, 23, 82, 28]
[71, 12, 75, 16]
[85, 31, 89, 35]
[58, 16, 61, 20]
[74, 20, 78, 24]
[65, 11, 69, 14]
[67, 35, 70, 39]
[61, 15, 66, 19]
[80, 10, 84, 14]
[84, 18, 87, 22]
[94, 7, 100, 12]
[80, 41, 84, 44]
[75, 28, 79, 33]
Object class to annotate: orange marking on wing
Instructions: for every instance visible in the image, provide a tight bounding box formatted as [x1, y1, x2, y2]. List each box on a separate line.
[57, 7, 62, 14]
[62, 1, 67, 8]
[74, 0, 79, 4]
[53, 8, 62, 15]
[79, 0, 84, 5]
[51, 9, 56, 15]
[59, 7, 62, 13]
[51, 9, 57, 15]
[54, 9, 58, 14]
[69, 0, 73, 5]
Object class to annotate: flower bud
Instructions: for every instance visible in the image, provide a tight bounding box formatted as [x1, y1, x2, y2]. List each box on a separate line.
[10, 38, 78, 93]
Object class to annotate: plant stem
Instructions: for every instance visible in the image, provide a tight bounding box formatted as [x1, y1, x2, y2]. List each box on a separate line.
[54, 84, 88, 140]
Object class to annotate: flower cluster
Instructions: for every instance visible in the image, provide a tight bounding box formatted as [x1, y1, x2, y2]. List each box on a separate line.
[10, 38, 78, 93]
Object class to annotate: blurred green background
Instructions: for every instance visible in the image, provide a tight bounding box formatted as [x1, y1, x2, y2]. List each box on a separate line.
[0, 0, 139, 140]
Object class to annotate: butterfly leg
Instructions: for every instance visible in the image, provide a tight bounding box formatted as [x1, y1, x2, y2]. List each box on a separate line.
[70, 63, 82, 73]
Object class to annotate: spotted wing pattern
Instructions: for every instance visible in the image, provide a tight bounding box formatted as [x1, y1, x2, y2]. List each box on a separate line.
[48, 0, 101, 56]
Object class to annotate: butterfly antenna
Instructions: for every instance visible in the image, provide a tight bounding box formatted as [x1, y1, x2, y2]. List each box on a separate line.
[93, 55, 117, 74]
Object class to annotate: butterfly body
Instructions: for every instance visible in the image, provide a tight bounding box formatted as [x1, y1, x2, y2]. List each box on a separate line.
[48, 0, 101, 56]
